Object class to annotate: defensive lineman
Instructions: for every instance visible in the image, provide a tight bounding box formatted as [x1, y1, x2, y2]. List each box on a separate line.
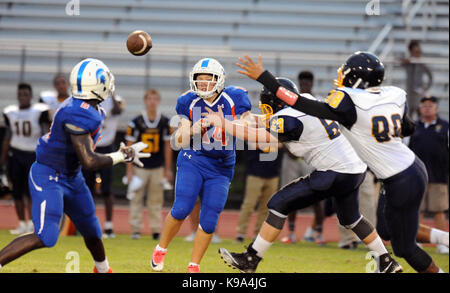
[236, 52, 446, 273]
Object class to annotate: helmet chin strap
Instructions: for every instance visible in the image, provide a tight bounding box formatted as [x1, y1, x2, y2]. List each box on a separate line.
[91, 90, 105, 102]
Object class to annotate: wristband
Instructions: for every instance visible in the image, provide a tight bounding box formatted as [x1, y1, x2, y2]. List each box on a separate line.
[106, 151, 125, 165]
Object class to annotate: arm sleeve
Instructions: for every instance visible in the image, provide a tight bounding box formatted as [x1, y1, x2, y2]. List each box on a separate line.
[267, 115, 303, 143]
[3, 114, 10, 127]
[400, 101, 416, 137]
[39, 110, 52, 125]
[257, 70, 356, 128]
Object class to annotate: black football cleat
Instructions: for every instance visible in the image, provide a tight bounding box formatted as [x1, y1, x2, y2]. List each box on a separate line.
[378, 253, 403, 273]
[218, 247, 262, 273]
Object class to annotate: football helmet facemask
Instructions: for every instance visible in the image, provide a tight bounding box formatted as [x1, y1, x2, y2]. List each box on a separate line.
[334, 51, 384, 89]
[259, 77, 299, 126]
[70, 58, 115, 102]
[189, 58, 225, 99]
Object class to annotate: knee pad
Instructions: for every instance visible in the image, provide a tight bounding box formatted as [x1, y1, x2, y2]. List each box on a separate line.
[345, 217, 374, 241]
[265, 210, 287, 230]
[170, 204, 191, 220]
[199, 209, 220, 234]
[36, 222, 60, 247]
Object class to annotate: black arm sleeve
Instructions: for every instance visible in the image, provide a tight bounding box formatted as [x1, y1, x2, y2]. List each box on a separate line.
[257, 70, 356, 128]
[401, 102, 416, 137]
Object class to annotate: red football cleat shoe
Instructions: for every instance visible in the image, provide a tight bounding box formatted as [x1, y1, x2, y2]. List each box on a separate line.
[188, 264, 200, 273]
[93, 267, 113, 273]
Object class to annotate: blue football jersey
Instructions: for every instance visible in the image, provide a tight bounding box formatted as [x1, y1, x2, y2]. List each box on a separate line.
[36, 97, 106, 174]
[176, 86, 252, 159]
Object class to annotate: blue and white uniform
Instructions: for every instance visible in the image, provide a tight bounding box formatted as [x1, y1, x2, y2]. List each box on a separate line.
[172, 86, 251, 233]
[29, 97, 106, 247]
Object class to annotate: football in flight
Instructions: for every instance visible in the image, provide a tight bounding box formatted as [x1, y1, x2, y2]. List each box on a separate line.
[126, 30, 152, 56]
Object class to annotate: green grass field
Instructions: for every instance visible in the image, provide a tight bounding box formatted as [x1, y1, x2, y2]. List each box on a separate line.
[0, 230, 448, 273]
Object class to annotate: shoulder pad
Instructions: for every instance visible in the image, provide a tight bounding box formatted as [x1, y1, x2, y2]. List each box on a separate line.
[32, 102, 50, 112]
[3, 105, 18, 114]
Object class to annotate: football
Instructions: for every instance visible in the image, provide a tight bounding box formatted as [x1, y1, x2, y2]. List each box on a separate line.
[126, 30, 152, 56]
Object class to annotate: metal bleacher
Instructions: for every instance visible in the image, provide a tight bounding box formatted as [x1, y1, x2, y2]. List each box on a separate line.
[0, 0, 448, 127]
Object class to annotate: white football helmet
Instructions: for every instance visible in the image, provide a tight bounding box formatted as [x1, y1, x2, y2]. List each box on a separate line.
[189, 58, 225, 99]
[69, 58, 115, 102]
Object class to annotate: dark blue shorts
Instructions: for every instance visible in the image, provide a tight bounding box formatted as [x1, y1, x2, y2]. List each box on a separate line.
[268, 170, 366, 226]
[8, 148, 35, 199]
[376, 157, 427, 256]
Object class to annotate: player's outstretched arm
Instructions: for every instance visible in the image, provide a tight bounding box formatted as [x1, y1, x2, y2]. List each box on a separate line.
[236, 55, 345, 123]
[203, 107, 278, 145]
[70, 134, 150, 170]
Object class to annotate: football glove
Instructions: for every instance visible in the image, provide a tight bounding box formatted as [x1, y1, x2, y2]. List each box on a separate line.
[120, 142, 151, 168]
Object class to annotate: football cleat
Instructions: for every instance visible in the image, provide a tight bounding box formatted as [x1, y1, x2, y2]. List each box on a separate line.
[218, 247, 262, 273]
[281, 234, 297, 244]
[151, 247, 167, 271]
[378, 253, 403, 273]
[187, 264, 200, 273]
[93, 267, 113, 273]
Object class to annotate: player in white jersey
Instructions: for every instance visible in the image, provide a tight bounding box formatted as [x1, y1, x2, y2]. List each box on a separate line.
[204, 77, 401, 273]
[237, 52, 447, 273]
[82, 94, 124, 238]
[39, 73, 70, 117]
[1, 83, 51, 235]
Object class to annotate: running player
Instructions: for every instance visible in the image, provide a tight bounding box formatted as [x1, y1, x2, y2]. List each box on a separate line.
[0, 58, 149, 273]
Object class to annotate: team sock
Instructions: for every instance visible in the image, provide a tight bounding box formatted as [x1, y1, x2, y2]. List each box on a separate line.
[430, 228, 449, 246]
[94, 258, 110, 273]
[366, 236, 388, 255]
[104, 221, 113, 230]
[251, 234, 272, 258]
[188, 262, 199, 267]
[156, 244, 167, 252]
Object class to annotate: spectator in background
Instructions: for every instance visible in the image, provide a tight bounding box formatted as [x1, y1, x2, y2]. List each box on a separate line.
[1, 83, 51, 234]
[82, 94, 124, 239]
[125, 89, 173, 240]
[281, 70, 325, 245]
[402, 40, 433, 119]
[408, 96, 449, 254]
[235, 145, 282, 243]
[39, 73, 70, 117]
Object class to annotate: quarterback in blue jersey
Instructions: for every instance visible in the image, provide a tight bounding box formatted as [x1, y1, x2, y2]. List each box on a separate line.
[151, 58, 252, 273]
[0, 58, 149, 273]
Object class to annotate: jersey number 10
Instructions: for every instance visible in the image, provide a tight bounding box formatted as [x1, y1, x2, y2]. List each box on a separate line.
[14, 120, 32, 137]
